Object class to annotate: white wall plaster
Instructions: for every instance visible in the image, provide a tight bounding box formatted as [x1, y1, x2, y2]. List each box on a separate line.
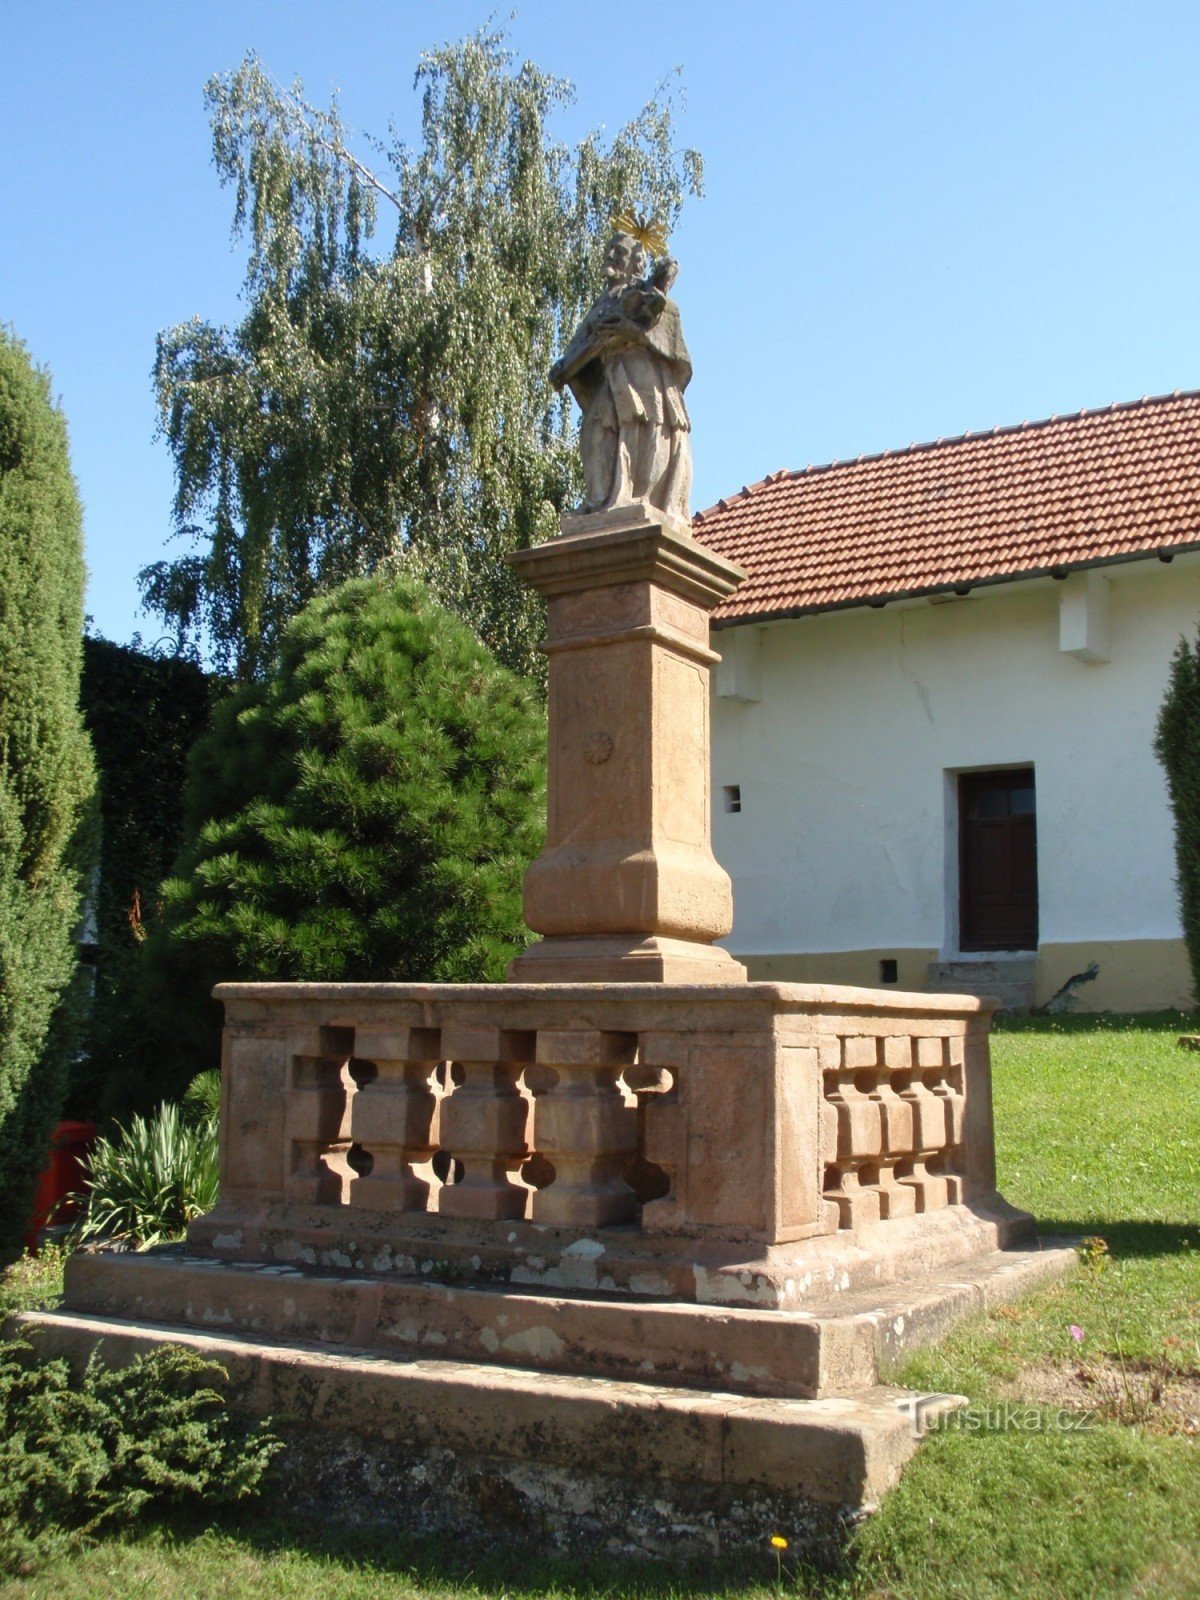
[711, 556, 1200, 954]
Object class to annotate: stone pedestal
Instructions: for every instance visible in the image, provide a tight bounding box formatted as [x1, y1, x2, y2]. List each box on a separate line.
[507, 507, 748, 984]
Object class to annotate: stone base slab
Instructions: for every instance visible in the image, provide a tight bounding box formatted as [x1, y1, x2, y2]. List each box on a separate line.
[12, 1307, 965, 1554]
[61, 1234, 1075, 1400]
[558, 504, 696, 542]
[187, 1195, 1036, 1310]
[507, 934, 748, 984]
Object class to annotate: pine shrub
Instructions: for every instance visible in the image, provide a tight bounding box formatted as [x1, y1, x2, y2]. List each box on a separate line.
[140, 574, 545, 1098]
[0, 1337, 279, 1574]
[0, 331, 96, 1262]
[1155, 631, 1200, 1000]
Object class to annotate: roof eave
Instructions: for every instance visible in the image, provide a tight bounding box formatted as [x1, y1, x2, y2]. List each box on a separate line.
[710, 539, 1200, 629]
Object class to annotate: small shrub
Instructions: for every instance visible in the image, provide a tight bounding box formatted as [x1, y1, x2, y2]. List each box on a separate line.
[0, 1336, 279, 1574]
[182, 1067, 222, 1125]
[75, 1098, 218, 1248]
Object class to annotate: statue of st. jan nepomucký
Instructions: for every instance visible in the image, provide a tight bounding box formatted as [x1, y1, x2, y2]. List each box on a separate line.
[550, 217, 692, 526]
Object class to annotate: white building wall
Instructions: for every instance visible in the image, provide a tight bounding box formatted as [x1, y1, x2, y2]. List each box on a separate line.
[710, 555, 1200, 1008]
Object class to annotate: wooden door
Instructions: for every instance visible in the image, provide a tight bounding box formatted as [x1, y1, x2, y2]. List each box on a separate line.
[958, 768, 1038, 951]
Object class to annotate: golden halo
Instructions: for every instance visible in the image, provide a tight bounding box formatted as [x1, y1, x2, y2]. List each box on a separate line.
[610, 210, 669, 256]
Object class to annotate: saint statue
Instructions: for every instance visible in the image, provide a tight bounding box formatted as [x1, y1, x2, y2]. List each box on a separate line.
[550, 215, 692, 526]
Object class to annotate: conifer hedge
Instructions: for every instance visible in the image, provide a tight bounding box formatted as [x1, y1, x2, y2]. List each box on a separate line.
[139, 574, 545, 1101]
[0, 331, 96, 1262]
[1155, 631, 1200, 1000]
[77, 639, 216, 1118]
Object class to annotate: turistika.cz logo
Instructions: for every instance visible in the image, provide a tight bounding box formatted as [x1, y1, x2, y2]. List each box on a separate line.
[896, 1394, 1098, 1436]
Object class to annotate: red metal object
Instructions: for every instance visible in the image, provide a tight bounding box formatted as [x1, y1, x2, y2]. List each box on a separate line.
[25, 1120, 97, 1252]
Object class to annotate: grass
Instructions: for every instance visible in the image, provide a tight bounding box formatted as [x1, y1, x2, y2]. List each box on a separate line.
[840, 1012, 1200, 1600]
[1, 1015, 1198, 1599]
[0, 1244, 67, 1320]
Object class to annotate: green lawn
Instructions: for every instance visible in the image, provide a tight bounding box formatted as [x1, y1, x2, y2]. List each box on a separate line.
[2, 1016, 1198, 1600]
[843, 1013, 1200, 1600]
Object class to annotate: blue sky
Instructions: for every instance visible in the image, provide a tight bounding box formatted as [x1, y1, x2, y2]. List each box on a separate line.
[4, 0, 1200, 648]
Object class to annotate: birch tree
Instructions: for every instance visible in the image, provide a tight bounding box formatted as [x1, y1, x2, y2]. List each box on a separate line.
[146, 32, 702, 680]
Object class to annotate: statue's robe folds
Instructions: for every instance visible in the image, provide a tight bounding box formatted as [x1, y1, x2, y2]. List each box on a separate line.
[555, 292, 693, 525]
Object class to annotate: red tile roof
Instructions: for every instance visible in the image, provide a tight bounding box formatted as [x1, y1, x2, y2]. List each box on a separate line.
[693, 390, 1200, 625]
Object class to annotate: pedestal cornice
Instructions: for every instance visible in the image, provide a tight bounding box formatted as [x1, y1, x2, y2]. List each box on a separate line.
[509, 509, 746, 608]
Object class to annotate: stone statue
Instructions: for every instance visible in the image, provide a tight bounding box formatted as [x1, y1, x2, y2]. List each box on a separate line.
[550, 223, 692, 526]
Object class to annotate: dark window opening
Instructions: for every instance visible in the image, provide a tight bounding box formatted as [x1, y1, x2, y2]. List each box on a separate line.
[879, 958, 898, 984]
[723, 785, 742, 814]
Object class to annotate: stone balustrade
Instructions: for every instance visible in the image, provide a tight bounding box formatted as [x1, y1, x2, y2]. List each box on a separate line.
[204, 980, 999, 1261]
[820, 1032, 968, 1228]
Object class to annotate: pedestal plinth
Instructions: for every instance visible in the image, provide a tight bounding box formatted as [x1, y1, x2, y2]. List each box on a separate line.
[507, 508, 747, 983]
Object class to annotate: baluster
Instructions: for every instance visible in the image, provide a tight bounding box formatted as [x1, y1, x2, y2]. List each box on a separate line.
[286, 1026, 356, 1204]
[818, 1095, 845, 1233]
[348, 1027, 442, 1212]
[822, 1037, 883, 1228]
[637, 1032, 688, 1232]
[868, 1034, 918, 1218]
[436, 1025, 534, 1220]
[897, 1037, 953, 1210]
[621, 1056, 675, 1208]
[925, 1035, 966, 1204]
[526, 1029, 639, 1226]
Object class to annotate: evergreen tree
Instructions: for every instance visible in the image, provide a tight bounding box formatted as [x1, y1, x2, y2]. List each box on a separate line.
[1155, 632, 1200, 1000]
[137, 573, 544, 1103]
[145, 31, 702, 682]
[0, 330, 96, 1261]
[76, 639, 217, 1119]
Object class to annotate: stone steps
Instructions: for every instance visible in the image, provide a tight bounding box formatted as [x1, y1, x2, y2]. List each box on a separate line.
[13, 1227, 1076, 1557]
[56, 1235, 1075, 1401]
[927, 959, 1037, 1013]
[12, 1307, 962, 1534]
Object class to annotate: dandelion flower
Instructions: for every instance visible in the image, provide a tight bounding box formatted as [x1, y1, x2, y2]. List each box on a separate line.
[770, 1535, 788, 1550]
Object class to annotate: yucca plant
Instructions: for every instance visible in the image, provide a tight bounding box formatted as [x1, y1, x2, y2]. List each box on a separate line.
[75, 1097, 218, 1248]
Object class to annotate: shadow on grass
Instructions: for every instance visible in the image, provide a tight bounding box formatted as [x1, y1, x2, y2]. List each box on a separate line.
[993, 1010, 1200, 1034]
[147, 1498, 843, 1598]
[1030, 1221, 1197, 1260]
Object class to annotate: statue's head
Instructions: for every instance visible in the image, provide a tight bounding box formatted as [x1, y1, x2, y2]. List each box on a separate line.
[603, 230, 647, 292]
